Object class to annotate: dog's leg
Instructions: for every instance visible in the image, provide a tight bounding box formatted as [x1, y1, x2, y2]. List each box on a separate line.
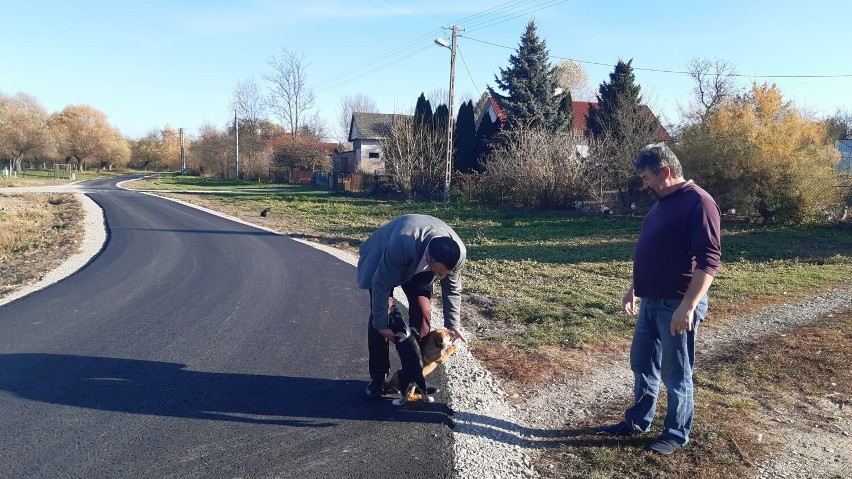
[413, 374, 433, 403]
[394, 385, 418, 406]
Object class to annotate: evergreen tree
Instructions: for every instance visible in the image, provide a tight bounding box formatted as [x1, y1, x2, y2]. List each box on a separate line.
[414, 93, 433, 129]
[585, 59, 660, 208]
[474, 114, 500, 171]
[453, 100, 476, 172]
[488, 20, 572, 132]
[433, 103, 449, 133]
[586, 59, 651, 141]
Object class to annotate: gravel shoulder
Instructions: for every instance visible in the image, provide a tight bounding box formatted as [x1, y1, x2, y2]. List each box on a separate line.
[4, 182, 850, 479]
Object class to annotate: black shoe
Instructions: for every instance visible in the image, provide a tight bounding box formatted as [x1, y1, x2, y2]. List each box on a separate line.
[365, 380, 384, 398]
[598, 421, 640, 437]
[647, 438, 683, 455]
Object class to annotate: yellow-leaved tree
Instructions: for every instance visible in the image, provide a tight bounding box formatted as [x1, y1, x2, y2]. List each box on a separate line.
[49, 104, 129, 172]
[678, 83, 840, 223]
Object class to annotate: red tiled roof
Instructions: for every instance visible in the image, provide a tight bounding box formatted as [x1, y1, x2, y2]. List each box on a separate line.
[487, 96, 508, 123]
[486, 96, 671, 141]
[572, 101, 594, 134]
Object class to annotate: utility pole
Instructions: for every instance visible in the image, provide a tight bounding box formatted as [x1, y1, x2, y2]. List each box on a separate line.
[234, 110, 239, 180]
[438, 25, 459, 204]
[179, 128, 185, 173]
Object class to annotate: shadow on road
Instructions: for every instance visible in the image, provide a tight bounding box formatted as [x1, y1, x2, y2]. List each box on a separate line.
[0, 353, 450, 427]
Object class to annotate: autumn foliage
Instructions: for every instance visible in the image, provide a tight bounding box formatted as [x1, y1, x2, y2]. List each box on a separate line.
[678, 83, 841, 223]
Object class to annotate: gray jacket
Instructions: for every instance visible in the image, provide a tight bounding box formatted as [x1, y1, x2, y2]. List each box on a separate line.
[356, 214, 466, 330]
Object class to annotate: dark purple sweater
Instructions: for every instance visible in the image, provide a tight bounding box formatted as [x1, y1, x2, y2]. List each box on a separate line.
[633, 181, 722, 299]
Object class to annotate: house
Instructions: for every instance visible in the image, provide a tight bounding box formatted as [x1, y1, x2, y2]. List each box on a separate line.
[343, 112, 408, 173]
[837, 139, 852, 175]
[475, 95, 672, 153]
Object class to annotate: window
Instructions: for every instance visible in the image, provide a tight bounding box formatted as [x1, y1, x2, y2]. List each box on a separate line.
[368, 152, 380, 159]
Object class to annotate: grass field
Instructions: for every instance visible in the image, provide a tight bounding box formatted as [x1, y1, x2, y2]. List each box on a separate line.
[133, 174, 852, 352]
[0, 167, 135, 188]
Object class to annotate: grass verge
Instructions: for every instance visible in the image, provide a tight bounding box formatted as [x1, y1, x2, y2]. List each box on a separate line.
[535, 308, 852, 478]
[0, 168, 132, 188]
[0, 193, 84, 297]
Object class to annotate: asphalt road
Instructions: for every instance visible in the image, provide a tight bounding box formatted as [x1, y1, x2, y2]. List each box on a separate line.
[0, 178, 454, 478]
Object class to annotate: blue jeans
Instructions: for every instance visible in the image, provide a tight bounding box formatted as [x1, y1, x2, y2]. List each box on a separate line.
[624, 295, 708, 445]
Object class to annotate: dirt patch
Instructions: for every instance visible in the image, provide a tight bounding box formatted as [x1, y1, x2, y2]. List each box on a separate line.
[0, 194, 84, 298]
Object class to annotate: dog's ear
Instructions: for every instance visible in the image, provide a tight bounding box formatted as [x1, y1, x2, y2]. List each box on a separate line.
[389, 304, 404, 329]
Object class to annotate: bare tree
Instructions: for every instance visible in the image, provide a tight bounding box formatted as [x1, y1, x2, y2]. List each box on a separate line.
[232, 77, 271, 179]
[555, 59, 594, 101]
[188, 122, 234, 178]
[482, 123, 587, 209]
[231, 77, 267, 128]
[337, 93, 378, 143]
[585, 102, 661, 208]
[264, 48, 315, 139]
[685, 57, 740, 122]
[380, 114, 445, 198]
[825, 107, 852, 141]
[427, 87, 449, 110]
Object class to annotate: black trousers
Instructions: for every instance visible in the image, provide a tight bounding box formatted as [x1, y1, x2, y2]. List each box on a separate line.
[368, 271, 436, 382]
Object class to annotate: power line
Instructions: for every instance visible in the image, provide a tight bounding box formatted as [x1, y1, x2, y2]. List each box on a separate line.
[460, 34, 852, 79]
[456, 43, 481, 94]
[461, 0, 573, 33]
[313, 0, 570, 95]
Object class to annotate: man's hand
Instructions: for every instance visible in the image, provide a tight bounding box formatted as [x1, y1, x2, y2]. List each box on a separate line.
[670, 303, 694, 336]
[622, 288, 637, 316]
[449, 328, 466, 343]
[378, 328, 401, 342]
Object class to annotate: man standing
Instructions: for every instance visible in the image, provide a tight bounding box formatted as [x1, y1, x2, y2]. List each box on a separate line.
[357, 214, 466, 398]
[599, 142, 722, 455]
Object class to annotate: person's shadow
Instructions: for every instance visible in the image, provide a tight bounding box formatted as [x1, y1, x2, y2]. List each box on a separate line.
[0, 353, 450, 426]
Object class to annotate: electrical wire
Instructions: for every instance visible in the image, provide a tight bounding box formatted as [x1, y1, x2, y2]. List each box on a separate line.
[460, 34, 852, 79]
[313, 0, 571, 94]
[456, 43, 481, 94]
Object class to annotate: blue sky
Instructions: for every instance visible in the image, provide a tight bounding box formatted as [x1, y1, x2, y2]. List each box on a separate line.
[2, 0, 849, 142]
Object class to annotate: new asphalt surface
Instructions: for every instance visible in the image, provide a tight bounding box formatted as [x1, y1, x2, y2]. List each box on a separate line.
[0, 177, 454, 478]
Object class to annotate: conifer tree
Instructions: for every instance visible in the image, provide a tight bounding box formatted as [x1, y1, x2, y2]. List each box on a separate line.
[474, 114, 500, 170]
[585, 59, 660, 208]
[453, 100, 476, 172]
[433, 103, 449, 133]
[414, 93, 433, 129]
[586, 59, 651, 141]
[488, 20, 572, 132]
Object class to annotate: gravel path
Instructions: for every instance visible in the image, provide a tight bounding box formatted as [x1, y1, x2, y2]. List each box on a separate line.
[6, 183, 850, 478]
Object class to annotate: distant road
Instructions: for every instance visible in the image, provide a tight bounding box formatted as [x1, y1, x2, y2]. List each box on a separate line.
[0, 177, 453, 478]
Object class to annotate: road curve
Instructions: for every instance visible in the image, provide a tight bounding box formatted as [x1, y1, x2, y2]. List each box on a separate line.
[0, 177, 454, 478]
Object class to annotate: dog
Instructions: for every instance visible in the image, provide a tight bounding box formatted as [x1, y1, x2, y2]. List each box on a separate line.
[386, 310, 459, 405]
[387, 305, 432, 406]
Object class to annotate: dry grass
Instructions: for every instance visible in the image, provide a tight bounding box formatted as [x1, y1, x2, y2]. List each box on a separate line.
[0, 194, 84, 297]
[534, 309, 852, 478]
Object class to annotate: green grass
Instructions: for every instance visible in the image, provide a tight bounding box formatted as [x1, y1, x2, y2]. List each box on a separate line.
[137, 172, 282, 191]
[1, 167, 141, 187]
[133, 175, 852, 350]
